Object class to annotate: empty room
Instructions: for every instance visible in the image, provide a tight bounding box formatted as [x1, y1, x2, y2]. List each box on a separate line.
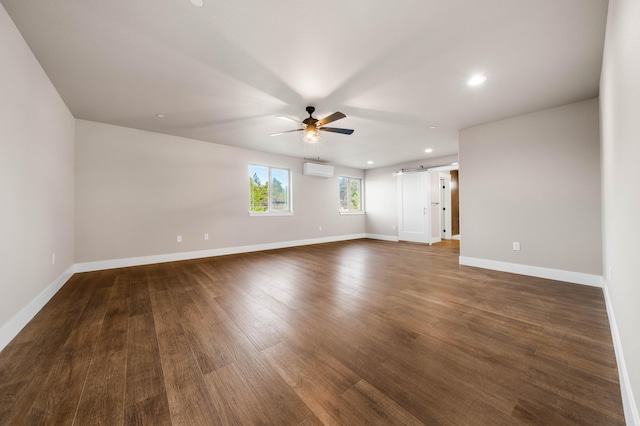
[1, 0, 638, 424]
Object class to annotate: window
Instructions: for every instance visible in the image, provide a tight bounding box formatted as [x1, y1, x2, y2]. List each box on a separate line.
[249, 165, 292, 215]
[339, 176, 363, 213]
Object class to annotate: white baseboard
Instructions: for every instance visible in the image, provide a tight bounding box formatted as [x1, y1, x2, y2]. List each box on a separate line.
[431, 237, 442, 244]
[365, 233, 400, 242]
[0, 265, 75, 351]
[458, 256, 603, 287]
[452, 234, 460, 240]
[75, 233, 368, 273]
[603, 284, 639, 426]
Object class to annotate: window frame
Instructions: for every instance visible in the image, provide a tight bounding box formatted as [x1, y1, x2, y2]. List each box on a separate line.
[339, 175, 364, 215]
[249, 164, 293, 216]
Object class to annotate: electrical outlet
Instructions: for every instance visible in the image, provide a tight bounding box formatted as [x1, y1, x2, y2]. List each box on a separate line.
[607, 266, 613, 281]
[52, 252, 56, 265]
[204, 233, 209, 241]
[177, 235, 182, 243]
[513, 242, 521, 251]
[318, 226, 322, 231]
[392, 225, 397, 230]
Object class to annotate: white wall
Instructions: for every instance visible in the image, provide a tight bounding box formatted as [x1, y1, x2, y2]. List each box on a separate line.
[75, 120, 365, 263]
[0, 4, 75, 344]
[600, 0, 640, 422]
[458, 99, 602, 278]
[364, 155, 458, 238]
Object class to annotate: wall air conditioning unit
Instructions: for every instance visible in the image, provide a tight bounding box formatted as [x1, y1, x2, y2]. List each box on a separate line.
[303, 162, 334, 178]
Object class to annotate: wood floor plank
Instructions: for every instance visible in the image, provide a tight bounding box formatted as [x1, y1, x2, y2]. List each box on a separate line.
[0, 341, 32, 387]
[184, 283, 229, 324]
[74, 349, 127, 425]
[124, 391, 172, 426]
[297, 414, 327, 426]
[535, 330, 619, 382]
[93, 287, 130, 358]
[125, 313, 166, 408]
[512, 380, 625, 425]
[202, 311, 316, 424]
[23, 283, 112, 424]
[25, 335, 97, 424]
[149, 290, 224, 425]
[129, 275, 153, 317]
[203, 355, 313, 425]
[376, 356, 522, 425]
[262, 341, 365, 425]
[174, 301, 236, 374]
[201, 363, 250, 424]
[0, 376, 47, 424]
[341, 379, 424, 425]
[0, 239, 625, 425]
[525, 357, 624, 420]
[215, 292, 284, 352]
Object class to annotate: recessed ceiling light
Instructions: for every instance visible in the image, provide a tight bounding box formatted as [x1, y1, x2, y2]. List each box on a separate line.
[424, 148, 433, 153]
[429, 126, 436, 130]
[367, 161, 374, 165]
[190, 0, 204, 7]
[156, 114, 165, 118]
[467, 74, 487, 87]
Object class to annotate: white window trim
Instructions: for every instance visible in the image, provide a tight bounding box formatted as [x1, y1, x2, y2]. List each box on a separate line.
[249, 164, 293, 216]
[250, 211, 294, 217]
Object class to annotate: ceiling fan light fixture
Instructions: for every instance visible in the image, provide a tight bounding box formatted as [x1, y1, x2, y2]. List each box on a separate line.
[302, 127, 321, 144]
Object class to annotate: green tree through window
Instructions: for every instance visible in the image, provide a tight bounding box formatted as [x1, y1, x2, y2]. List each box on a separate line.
[339, 176, 363, 213]
[249, 172, 269, 212]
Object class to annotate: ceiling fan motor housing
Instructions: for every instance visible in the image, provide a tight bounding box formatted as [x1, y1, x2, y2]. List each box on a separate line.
[304, 106, 318, 126]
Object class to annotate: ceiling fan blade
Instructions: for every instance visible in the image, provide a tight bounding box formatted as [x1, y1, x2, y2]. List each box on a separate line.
[319, 127, 354, 135]
[276, 115, 302, 124]
[317, 112, 346, 126]
[270, 129, 304, 136]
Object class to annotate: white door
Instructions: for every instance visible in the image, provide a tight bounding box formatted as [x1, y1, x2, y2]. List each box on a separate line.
[397, 173, 431, 244]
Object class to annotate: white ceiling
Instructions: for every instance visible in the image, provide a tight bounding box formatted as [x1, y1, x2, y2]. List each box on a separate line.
[2, 0, 608, 169]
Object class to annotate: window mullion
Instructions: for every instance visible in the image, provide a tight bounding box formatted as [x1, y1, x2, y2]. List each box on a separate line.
[268, 168, 272, 212]
[348, 178, 352, 212]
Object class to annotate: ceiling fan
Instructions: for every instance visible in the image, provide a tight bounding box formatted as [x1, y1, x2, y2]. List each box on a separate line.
[270, 106, 354, 143]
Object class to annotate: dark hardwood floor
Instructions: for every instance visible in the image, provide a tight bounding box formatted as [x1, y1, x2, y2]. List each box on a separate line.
[0, 239, 625, 425]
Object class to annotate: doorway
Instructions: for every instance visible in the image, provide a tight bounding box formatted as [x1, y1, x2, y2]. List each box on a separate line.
[395, 164, 460, 244]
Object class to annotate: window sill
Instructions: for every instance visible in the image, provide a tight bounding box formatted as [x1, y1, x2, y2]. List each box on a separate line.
[339, 211, 365, 215]
[249, 211, 294, 217]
